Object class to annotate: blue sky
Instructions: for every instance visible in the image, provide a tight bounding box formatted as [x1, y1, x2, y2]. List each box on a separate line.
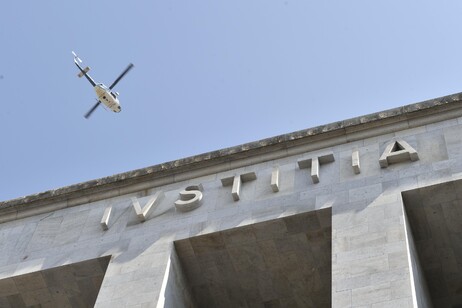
[1, 1, 462, 201]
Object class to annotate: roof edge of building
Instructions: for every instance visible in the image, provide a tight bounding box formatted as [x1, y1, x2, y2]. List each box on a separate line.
[2, 91, 462, 215]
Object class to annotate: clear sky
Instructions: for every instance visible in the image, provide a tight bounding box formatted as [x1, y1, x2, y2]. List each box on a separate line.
[1, 1, 462, 201]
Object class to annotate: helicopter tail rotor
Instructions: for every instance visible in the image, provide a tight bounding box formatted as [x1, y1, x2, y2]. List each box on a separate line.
[72, 51, 82, 63]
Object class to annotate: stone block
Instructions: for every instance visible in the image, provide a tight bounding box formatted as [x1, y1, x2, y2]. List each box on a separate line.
[332, 289, 352, 308]
[444, 125, 462, 158]
[371, 298, 413, 308]
[351, 282, 391, 306]
[349, 183, 383, 203]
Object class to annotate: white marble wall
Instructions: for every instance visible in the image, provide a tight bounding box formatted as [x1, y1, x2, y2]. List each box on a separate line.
[403, 207, 432, 308]
[1, 115, 462, 307]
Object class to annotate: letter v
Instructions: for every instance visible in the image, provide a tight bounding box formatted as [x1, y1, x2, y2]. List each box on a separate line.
[132, 191, 165, 222]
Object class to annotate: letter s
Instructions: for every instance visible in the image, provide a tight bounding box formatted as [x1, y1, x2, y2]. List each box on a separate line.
[174, 184, 204, 212]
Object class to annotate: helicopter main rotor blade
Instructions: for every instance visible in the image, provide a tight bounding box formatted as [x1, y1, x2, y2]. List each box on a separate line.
[84, 101, 102, 119]
[109, 63, 134, 90]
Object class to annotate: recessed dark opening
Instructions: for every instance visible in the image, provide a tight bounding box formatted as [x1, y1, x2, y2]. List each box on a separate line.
[174, 208, 332, 308]
[0, 255, 111, 308]
[403, 180, 462, 308]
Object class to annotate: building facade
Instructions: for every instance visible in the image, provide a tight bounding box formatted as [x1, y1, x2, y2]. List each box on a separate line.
[1, 93, 462, 307]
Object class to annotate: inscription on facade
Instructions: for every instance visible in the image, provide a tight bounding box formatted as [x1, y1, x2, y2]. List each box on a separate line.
[99, 139, 419, 230]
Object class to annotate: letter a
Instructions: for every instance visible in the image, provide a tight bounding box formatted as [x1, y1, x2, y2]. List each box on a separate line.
[379, 139, 419, 168]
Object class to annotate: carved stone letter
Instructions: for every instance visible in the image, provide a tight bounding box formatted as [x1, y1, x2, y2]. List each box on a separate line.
[379, 140, 419, 168]
[221, 172, 257, 201]
[298, 153, 335, 184]
[132, 191, 165, 222]
[100, 206, 112, 231]
[352, 150, 361, 174]
[175, 184, 204, 212]
[271, 167, 280, 193]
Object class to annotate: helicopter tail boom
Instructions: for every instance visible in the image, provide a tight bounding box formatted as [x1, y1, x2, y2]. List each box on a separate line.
[72, 51, 97, 87]
[77, 66, 91, 78]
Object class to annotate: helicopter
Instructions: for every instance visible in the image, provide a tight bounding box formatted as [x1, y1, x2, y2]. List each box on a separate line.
[72, 51, 134, 119]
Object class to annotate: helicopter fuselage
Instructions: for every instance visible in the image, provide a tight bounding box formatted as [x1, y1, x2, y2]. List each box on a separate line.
[73, 51, 133, 118]
[94, 84, 121, 113]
